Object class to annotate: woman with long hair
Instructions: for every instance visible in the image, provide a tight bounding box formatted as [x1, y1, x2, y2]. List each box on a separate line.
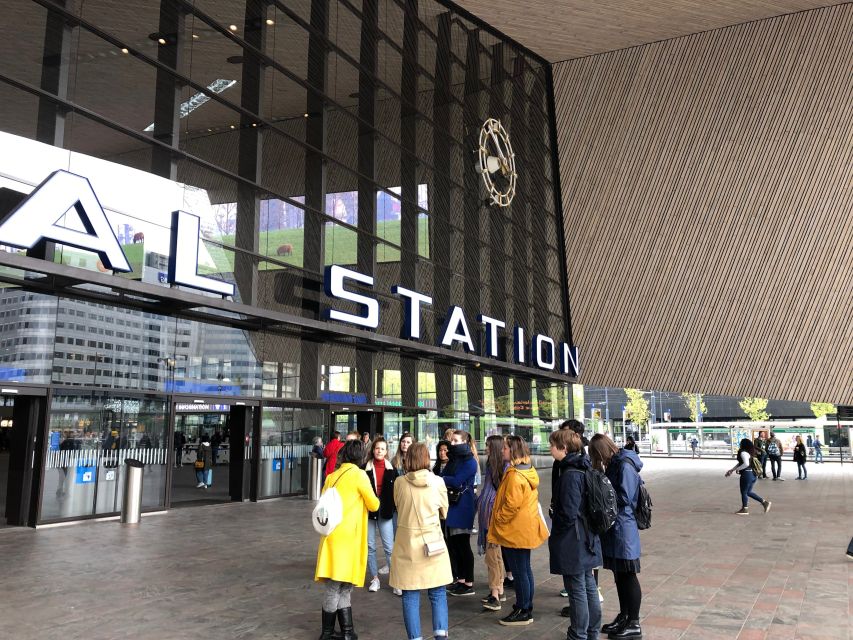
[588, 434, 643, 639]
[477, 434, 507, 612]
[793, 435, 808, 479]
[389, 443, 453, 640]
[433, 440, 450, 475]
[391, 432, 415, 475]
[315, 440, 380, 640]
[364, 437, 399, 594]
[442, 429, 479, 597]
[726, 438, 772, 514]
[489, 435, 549, 627]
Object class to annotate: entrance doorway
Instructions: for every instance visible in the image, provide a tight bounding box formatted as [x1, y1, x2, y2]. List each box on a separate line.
[1, 390, 47, 528]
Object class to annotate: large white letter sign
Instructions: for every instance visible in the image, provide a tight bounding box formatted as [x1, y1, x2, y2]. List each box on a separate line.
[513, 326, 526, 364]
[533, 334, 556, 370]
[440, 306, 475, 352]
[391, 285, 432, 339]
[561, 343, 581, 377]
[478, 314, 505, 358]
[323, 265, 380, 329]
[168, 211, 235, 296]
[0, 170, 131, 272]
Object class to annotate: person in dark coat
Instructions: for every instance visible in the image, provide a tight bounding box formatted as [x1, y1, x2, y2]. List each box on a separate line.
[195, 434, 214, 488]
[442, 429, 479, 596]
[589, 434, 643, 639]
[549, 429, 602, 640]
[793, 435, 808, 479]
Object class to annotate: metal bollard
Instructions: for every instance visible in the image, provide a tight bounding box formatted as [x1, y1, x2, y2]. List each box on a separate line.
[120, 458, 145, 524]
[308, 456, 323, 501]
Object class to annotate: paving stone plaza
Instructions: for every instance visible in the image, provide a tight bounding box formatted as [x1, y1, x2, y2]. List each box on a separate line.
[2, 456, 850, 640]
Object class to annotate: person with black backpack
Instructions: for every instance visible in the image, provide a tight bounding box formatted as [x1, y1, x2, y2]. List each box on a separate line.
[549, 429, 603, 640]
[589, 434, 643, 640]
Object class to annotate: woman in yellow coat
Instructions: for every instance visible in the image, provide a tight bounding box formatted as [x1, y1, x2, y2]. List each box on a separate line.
[488, 435, 549, 627]
[315, 440, 380, 640]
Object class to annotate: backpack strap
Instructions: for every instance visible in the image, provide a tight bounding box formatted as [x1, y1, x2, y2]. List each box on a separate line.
[330, 465, 354, 489]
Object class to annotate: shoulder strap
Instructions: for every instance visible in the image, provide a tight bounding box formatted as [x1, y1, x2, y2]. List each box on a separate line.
[330, 466, 354, 489]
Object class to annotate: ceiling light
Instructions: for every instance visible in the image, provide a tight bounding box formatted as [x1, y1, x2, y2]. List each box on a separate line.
[143, 79, 237, 132]
[303, 113, 309, 118]
[265, 18, 275, 25]
[121, 48, 129, 54]
[158, 37, 167, 45]
[229, 24, 238, 31]
[230, 125, 236, 129]
[192, 34, 200, 40]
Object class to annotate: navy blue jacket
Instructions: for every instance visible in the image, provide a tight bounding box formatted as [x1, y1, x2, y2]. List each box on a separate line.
[602, 448, 643, 561]
[441, 443, 478, 529]
[549, 453, 602, 576]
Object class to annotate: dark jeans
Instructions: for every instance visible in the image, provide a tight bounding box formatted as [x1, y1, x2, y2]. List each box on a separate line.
[613, 571, 642, 621]
[759, 453, 768, 477]
[447, 534, 474, 583]
[503, 547, 534, 610]
[769, 455, 782, 479]
[739, 470, 763, 507]
[796, 461, 807, 478]
[563, 571, 601, 640]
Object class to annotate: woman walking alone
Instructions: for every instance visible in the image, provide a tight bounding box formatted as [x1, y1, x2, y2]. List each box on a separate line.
[442, 430, 479, 597]
[793, 436, 808, 479]
[489, 435, 549, 626]
[589, 434, 643, 639]
[725, 438, 772, 515]
[315, 440, 380, 640]
[389, 443, 453, 640]
[477, 435, 507, 612]
[364, 437, 399, 594]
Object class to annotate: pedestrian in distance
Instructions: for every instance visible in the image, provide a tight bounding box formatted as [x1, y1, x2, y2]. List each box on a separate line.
[690, 436, 699, 458]
[753, 432, 768, 478]
[323, 431, 344, 478]
[311, 437, 325, 459]
[315, 440, 379, 640]
[364, 437, 399, 594]
[793, 435, 808, 479]
[623, 436, 638, 456]
[767, 432, 784, 480]
[389, 442, 453, 640]
[813, 436, 824, 463]
[725, 438, 771, 516]
[477, 435, 507, 612]
[488, 435, 549, 627]
[589, 433, 644, 640]
[361, 431, 371, 445]
[442, 430, 479, 597]
[195, 434, 213, 488]
[549, 429, 602, 640]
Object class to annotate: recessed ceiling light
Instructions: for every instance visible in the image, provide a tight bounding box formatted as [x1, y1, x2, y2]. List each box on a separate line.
[251, 123, 257, 127]
[230, 124, 236, 129]
[303, 113, 309, 118]
[158, 37, 167, 45]
[192, 34, 200, 40]
[121, 47, 129, 54]
[265, 18, 275, 25]
[229, 24, 238, 31]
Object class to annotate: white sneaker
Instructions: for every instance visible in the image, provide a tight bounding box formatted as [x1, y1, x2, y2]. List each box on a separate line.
[378, 564, 390, 575]
[393, 587, 402, 596]
[368, 577, 380, 592]
[598, 587, 604, 603]
[196, 482, 205, 488]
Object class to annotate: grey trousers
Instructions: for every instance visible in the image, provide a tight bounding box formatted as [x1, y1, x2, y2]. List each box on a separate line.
[323, 580, 354, 613]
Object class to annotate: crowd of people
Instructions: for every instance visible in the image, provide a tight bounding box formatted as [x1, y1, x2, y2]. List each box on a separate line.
[312, 421, 646, 640]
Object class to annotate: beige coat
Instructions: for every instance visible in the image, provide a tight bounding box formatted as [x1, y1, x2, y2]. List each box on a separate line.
[389, 470, 453, 591]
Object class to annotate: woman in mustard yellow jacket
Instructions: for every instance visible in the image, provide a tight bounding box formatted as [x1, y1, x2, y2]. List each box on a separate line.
[488, 435, 549, 628]
[315, 440, 380, 640]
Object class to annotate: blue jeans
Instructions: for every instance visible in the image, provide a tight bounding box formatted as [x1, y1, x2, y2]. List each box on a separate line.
[564, 571, 601, 640]
[401, 586, 448, 640]
[739, 470, 763, 508]
[196, 469, 212, 485]
[503, 547, 534, 610]
[367, 517, 394, 578]
[814, 448, 823, 462]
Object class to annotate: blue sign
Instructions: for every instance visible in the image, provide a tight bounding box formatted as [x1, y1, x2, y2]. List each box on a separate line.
[0, 367, 26, 380]
[50, 431, 61, 451]
[272, 458, 282, 472]
[321, 391, 368, 404]
[75, 466, 97, 484]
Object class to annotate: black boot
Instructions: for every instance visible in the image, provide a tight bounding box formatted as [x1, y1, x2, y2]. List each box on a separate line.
[601, 613, 628, 634]
[608, 619, 642, 638]
[318, 610, 338, 640]
[336, 607, 358, 640]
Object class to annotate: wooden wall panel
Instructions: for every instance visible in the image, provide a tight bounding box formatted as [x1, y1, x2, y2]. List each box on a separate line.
[553, 4, 853, 404]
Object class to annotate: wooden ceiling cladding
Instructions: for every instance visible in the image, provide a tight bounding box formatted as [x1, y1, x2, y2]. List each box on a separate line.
[553, 4, 853, 405]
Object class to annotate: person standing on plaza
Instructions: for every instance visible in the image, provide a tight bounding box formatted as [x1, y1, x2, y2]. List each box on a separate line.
[624, 436, 639, 457]
[311, 436, 325, 459]
[489, 435, 549, 627]
[195, 433, 213, 488]
[767, 432, 784, 480]
[315, 440, 379, 640]
[725, 438, 771, 516]
[323, 431, 344, 478]
[753, 432, 768, 478]
[589, 434, 643, 640]
[813, 435, 824, 463]
[392, 432, 415, 476]
[442, 430, 479, 597]
[478, 434, 507, 612]
[364, 437, 400, 594]
[793, 435, 808, 480]
[549, 429, 602, 640]
[389, 442, 453, 640]
[690, 436, 699, 458]
[433, 440, 450, 476]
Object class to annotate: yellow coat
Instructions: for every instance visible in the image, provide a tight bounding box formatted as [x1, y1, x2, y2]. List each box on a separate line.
[488, 464, 549, 550]
[314, 463, 380, 587]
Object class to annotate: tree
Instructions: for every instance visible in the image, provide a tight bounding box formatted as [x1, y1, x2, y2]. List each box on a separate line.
[624, 389, 650, 429]
[739, 397, 770, 422]
[680, 392, 707, 422]
[810, 402, 835, 419]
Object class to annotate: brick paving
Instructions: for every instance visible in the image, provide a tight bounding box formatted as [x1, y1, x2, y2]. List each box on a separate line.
[0, 457, 850, 639]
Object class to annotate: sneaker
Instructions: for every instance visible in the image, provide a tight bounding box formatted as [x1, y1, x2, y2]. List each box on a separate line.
[447, 582, 465, 594]
[503, 577, 515, 590]
[736, 508, 749, 515]
[378, 564, 390, 575]
[560, 605, 571, 618]
[368, 577, 380, 592]
[763, 500, 772, 513]
[499, 608, 533, 626]
[196, 482, 205, 488]
[482, 595, 501, 611]
[778, 477, 785, 481]
[449, 585, 475, 597]
[598, 587, 604, 603]
[393, 587, 402, 596]
[560, 589, 568, 597]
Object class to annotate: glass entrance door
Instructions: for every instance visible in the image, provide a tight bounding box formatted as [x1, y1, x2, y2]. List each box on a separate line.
[259, 406, 326, 497]
[170, 403, 233, 505]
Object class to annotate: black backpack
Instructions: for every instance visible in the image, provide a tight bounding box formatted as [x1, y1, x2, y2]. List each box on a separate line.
[635, 481, 653, 530]
[574, 468, 618, 535]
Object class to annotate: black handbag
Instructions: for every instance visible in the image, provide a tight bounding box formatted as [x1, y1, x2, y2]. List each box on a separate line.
[447, 486, 466, 505]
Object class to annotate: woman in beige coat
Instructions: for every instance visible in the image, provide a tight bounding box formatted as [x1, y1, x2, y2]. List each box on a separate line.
[390, 442, 453, 640]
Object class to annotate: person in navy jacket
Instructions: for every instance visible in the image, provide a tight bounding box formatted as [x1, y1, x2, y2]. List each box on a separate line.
[549, 429, 602, 640]
[589, 434, 643, 640]
[442, 429, 479, 597]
